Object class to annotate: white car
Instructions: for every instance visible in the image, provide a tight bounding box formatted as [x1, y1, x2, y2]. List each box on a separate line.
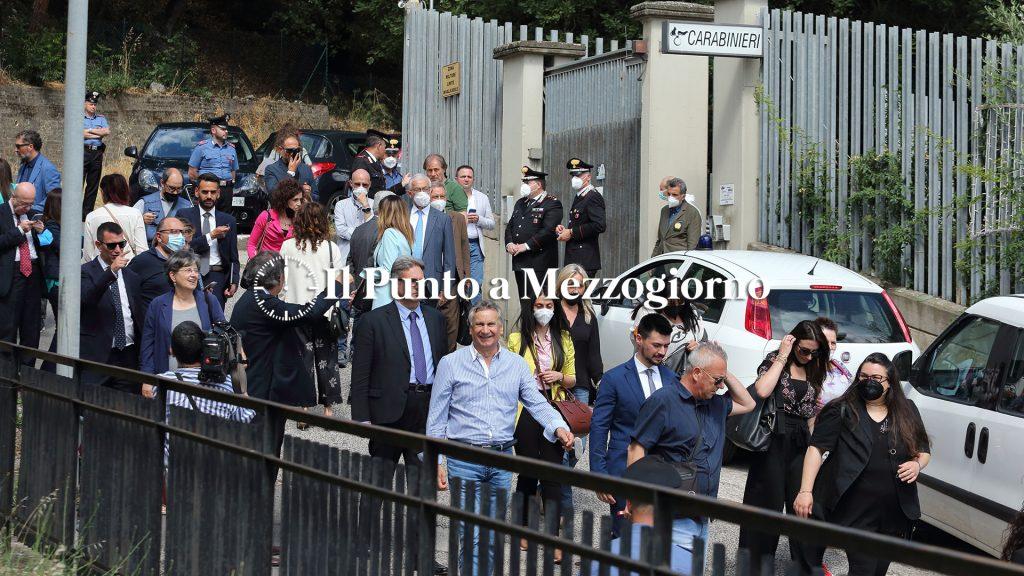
[595, 250, 921, 386]
[900, 295, 1024, 556]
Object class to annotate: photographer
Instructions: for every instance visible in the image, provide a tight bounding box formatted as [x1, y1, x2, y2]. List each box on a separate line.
[263, 129, 317, 199]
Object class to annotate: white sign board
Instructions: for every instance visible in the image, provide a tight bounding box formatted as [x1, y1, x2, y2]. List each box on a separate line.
[663, 22, 763, 58]
[719, 183, 735, 206]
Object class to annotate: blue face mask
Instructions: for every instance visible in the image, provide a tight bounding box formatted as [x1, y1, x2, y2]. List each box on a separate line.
[164, 233, 186, 252]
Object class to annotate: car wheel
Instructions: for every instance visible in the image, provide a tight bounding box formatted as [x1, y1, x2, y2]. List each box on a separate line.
[325, 190, 348, 215]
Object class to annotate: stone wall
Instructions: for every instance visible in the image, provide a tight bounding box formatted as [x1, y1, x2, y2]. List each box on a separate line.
[0, 85, 330, 177]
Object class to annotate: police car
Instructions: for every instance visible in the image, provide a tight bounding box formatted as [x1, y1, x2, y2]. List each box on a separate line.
[125, 123, 263, 231]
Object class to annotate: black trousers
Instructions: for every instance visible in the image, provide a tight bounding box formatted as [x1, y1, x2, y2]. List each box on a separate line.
[368, 387, 431, 467]
[0, 264, 42, 366]
[83, 148, 104, 214]
[103, 344, 141, 395]
[215, 184, 234, 213]
[802, 523, 911, 576]
[514, 407, 565, 528]
[738, 416, 811, 575]
[202, 268, 230, 309]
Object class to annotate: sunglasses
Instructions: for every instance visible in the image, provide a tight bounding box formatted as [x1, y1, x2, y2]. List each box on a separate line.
[284, 147, 302, 155]
[796, 345, 821, 358]
[702, 369, 727, 386]
[102, 240, 127, 250]
[14, 143, 31, 149]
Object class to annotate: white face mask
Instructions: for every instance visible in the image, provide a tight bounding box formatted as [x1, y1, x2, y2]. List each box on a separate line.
[429, 199, 446, 212]
[570, 176, 584, 191]
[519, 183, 532, 198]
[667, 196, 681, 208]
[382, 156, 398, 169]
[413, 191, 431, 208]
[533, 308, 554, 326]
[352, 186, 368, 197]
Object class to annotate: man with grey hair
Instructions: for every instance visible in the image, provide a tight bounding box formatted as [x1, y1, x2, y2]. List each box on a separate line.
[14, 130, 62, 213]
[627, 341, 755, 562]
[404, 173, 456, 303]
[427, 299, 574, 575]
[652, 176, 702, 256]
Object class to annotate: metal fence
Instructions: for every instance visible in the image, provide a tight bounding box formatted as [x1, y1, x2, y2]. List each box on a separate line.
[759, 8, 1024, 305]
[2, 342, 1023, 575]
[543, 51, 644, 278]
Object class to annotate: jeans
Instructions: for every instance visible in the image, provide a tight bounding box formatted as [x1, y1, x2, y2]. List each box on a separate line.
[672, 518, 710, 575]
[560, 386, 590, 510]
[447, 452, 513, 576]
[468, 240, 484, 305]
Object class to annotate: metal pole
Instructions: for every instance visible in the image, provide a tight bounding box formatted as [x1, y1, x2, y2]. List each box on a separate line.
[57, 0, 89, 377]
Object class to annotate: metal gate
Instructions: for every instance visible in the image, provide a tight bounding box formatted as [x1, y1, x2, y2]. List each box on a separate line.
[542, 51, 644, 277]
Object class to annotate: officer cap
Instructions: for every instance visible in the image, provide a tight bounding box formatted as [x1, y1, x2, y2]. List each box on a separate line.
[85, 91, 101, 103]
[566, 158, 593, 174]
[623, 456, 683, 490]
[208, 114, 231, 128]
[521, 166, 547, 181]
[368, 129, 402, 151]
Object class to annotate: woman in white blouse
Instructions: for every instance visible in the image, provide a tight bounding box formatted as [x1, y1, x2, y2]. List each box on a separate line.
[83, 174, 148, 263]
[630, 279, 707, 375]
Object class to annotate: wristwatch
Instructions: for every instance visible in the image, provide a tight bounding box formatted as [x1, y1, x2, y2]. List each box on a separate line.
[361, 207, 372, 213]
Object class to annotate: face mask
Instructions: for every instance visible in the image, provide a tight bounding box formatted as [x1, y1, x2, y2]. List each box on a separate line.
[413, 191, 431, 208]
[520, 183, 532, 198]
[430, 199, 446, 212]
[657, 191, 667, 201]
[856, 378, 886, 401]
[667, 196, 681, 208]
[383, 156, 398, 169]
[570, 177, 583, 190]
[533, 308, 554, 326]
[352, 186, 368, 198]
[164, 233, 186, 252]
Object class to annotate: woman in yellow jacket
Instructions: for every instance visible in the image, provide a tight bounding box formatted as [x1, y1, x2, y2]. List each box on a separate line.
[507, 292, 576, 561]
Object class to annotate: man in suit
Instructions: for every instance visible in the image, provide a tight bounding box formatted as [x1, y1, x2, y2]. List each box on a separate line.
[81, 222, 146, 392]
[405, 174, 457, 304]
[590, 313, 675, 536]
[556, 158, 606, 278]
[351, 256, 448, 464]
[505, 166, 563, 299]
[0, 183, 45, 364]
[180, 172, 240, 308]
[428, 183, 470, 352]
[14, 130, 62, 213]
[652, 177, 702, 256]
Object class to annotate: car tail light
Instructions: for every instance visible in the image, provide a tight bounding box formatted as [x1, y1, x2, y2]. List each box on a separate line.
[881, 290, 913, 343]
[810, 284, 842, 290]
[311, 161, 336, 179]
[745, 288, 772, 340]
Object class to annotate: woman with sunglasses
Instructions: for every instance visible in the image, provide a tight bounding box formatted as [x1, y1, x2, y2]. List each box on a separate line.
[739, 319, 830, 574]
[794, 353, 930, 575]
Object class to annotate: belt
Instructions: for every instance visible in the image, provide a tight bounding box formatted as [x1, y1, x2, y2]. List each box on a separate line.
[454, 438, 516, 451]
[84, 144, 105, 151]
[207, 265, 226, 273]
[408, 383, 432, 393]
[468, 238, 480, 243]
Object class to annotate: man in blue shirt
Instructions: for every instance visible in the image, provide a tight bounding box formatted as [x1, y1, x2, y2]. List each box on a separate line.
[188, 114, 238, 212]
[14, 130, 61, 213]
[381, 133, 405, 190]
[628, 342, 755, 570]
[133, 168, 192, 243]
[83, 91, 110, 214]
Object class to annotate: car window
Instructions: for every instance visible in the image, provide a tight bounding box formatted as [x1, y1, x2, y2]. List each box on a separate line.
[142, 127, 253, 163]
[347, 140, 364, 158]
[766, 290, 902, 343]
[607, 259, 687, 310]
[999, 330, 1024, 417]
[301, 134, 332, 159]
[225, 131, 254, 163]
[681, 263, 728, 324]
[917, 316, 1001, 404]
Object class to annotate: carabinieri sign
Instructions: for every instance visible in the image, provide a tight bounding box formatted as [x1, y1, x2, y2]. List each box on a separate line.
[662, 22, 763, 58]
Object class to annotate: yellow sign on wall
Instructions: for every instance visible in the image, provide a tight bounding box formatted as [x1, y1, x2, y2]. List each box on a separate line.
[442, 62, 461, 97]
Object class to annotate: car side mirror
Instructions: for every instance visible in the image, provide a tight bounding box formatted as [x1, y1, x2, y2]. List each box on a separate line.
[124, 146, 138, 158]
[893, 350, 913, 383]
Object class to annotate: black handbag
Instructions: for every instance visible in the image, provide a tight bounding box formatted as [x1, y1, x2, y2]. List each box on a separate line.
[455, 297, 472, 346]
[657, 410, 704, 494]
[726, 384, 782, 452]
[325, 242, 345, 338]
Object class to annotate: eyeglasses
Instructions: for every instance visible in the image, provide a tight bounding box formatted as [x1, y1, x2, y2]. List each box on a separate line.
[409, 187, 430, 194]
[14, 143, 31, 149]
[102, 240, 127, 250]
[796, 345, 821, 358]
[164, 185, 183, 193]
[858, 374, 888, 384]
[158, 228, 185, 235]
[702, 369, 727, 386]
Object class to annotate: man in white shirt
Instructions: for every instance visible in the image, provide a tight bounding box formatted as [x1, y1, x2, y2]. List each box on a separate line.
[334, 169, 374, 266]
[454, 165, 495, 304]
[180, 173, 240, 308]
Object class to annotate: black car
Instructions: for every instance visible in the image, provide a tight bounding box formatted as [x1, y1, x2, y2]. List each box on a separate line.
[124, 123, 264, 232]
[255, 129, 368, 214]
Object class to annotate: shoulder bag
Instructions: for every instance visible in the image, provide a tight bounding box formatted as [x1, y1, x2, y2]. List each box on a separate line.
[324, 241, 346, 338]
[548, 386, 592, 435]
[726, 383, 783, 452]
[102, 205, 138, 257]
[655, 407, 704, 494]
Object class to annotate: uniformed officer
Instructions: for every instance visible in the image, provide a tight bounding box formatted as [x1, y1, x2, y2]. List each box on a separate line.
[505, 166, 563, 299]
[380, 133, 404, 190]
[556, 158, 606, 278]
[83, 90, 109, 214]
[188, 114, 238, 212]
[352, 131, 408, 197]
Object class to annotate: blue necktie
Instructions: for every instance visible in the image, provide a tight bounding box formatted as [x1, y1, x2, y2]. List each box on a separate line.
[412, 209, 424, 259]
[409, 311, 428, 384]
[110, 280, 127, 349]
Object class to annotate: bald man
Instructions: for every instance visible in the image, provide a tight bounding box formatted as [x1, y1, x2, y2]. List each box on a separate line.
[127, 216, 190, 310]
[335, 168, 375, 266]
[0, 183, 45, 363]
[134, 167, 193, 243]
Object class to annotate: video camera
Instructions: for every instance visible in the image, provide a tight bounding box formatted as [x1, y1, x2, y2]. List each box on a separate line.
[199, 321, 246, 391]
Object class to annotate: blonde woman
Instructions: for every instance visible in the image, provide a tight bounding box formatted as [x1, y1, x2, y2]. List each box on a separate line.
[370, 195, 414, 309]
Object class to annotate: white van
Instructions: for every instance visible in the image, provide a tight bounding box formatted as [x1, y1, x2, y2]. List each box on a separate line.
[899, 295, 1024, 556]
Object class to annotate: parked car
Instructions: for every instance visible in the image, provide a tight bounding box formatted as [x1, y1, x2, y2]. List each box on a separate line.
[897, 294, 1024, 556]
[254, 129, 368, 214]
[595, 250, 920, 387]
[124, 123, 263, 232]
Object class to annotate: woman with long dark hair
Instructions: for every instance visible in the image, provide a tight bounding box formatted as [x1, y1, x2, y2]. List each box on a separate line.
[246, 178, 306, 257]
[630, 276, 706, 375]
[508, 291, 576, 563]
[0, 158, 13, 201]
[83, 173, 148, 262]
[794, 352, 931, 575]
[739, 319, 830, 573]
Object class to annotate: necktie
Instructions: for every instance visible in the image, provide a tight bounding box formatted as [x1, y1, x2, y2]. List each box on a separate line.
[645, 368, 657, 398]
[110, 278, 127, 349]
[412, 210, 424, 259]
[199, 212, 212, 275]
[18, 237, 31, 277]
[409, 311, 428, 384]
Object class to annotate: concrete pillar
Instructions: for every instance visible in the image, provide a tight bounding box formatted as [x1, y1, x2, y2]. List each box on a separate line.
[711, 0, 766, 249]
[492, 41, 585, 318]
[631, 2, 714, 261]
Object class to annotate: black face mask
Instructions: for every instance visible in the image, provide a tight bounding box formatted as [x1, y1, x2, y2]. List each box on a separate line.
[563, 293, 580, 304]
[161, 192, 178, 203]
[856, 378, 886, 401]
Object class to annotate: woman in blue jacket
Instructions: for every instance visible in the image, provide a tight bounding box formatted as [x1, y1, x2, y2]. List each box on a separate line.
[140, 250, 225, 379]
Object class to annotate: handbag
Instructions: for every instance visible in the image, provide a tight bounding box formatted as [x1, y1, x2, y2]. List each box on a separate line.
[663, 330, 710, 377]
[548, 386, 592, 435]
[455, 297, 472, 346]
[726, 383, 782, 452]
[324, 242, 345, 338]
[657, 409, 704, 494]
